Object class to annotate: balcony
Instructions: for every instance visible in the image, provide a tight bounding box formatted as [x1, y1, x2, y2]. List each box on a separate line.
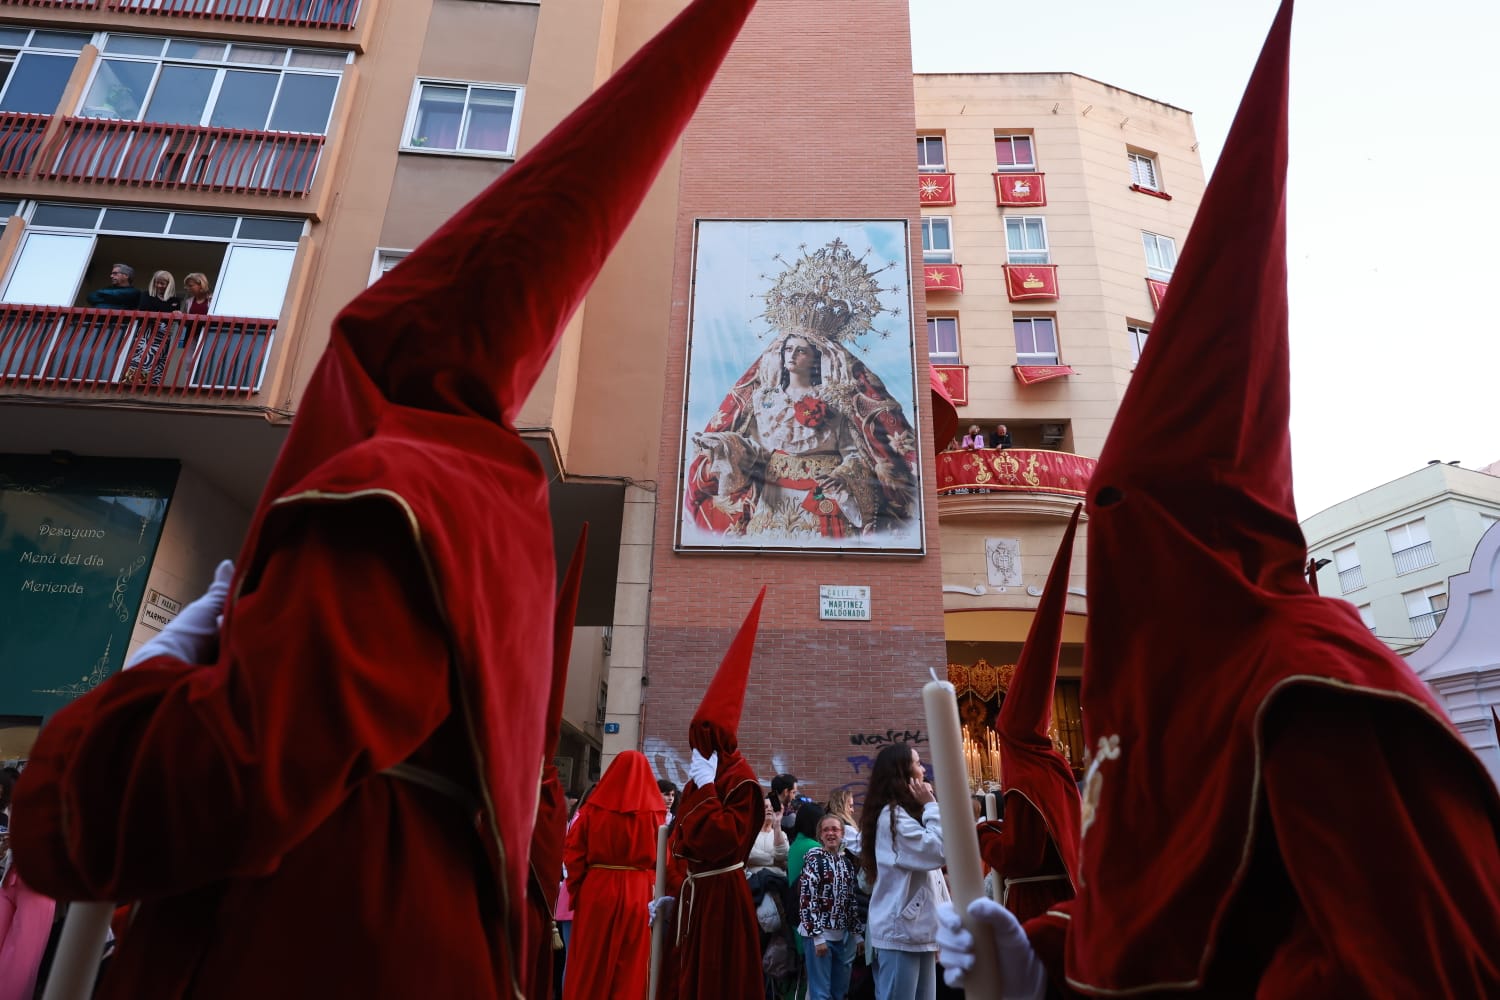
[0, 113, 50, 177]
[39, 119, 324, 197]
[924, 264, 963, 292]
[1409, 609, 1444, 640]
[0, 304, 275, 396]
[0, 0, 360, 28]
[1391, 541, 1437, 575]
[937, 447, 1093, 518]
[1338, 565, 1365, 593]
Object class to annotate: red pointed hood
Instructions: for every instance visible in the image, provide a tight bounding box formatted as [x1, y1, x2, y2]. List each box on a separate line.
[996, 506, 1081, 892]
[1067, 2, 1497, 991]
[249, 0, 762, 507]
[689, 588, 766, 756]
[587, 750, 670, 815]
[929, 367, 959, 453]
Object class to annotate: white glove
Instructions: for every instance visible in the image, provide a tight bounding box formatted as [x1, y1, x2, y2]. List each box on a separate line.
[648, 895, 675, 927]
[935, 897, 1047, 999]
[124, 560, 234, 669]
[688, 749, 718, 788]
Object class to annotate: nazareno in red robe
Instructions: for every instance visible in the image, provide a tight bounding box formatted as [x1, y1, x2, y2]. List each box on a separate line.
[978, 506, 1081, 925]
[9, 0, 759, 995]
[664, 754, 765, 1000]
[659, 591, 768, 1000]
[561, 750, 665, 1000]
[1017, 2, 1500, 995]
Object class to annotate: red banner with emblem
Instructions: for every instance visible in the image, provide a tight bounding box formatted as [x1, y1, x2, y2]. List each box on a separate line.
[994, 172, 1047, 206]
[1004, 264, 1059, 301]
[919, 172, 955, 206]
[1147, 277, 1169, 311]
[937, 448, 1096, 496]
[932, 364, 969, 406]
[924, 264, 964, 292]
[1013, 365, 1075, 386]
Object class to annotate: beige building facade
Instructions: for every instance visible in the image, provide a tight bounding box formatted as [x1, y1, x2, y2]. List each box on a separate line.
[915, 72, 1204, 774]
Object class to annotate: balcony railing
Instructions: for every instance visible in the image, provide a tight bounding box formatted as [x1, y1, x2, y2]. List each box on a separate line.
[1391, 541, 1437, 575]
[0, 113, 50, 177]
[1338, 565, 1365, 593]
[0, 304, 275, 396]
[0, 0, 360, 28]
[937, 447, 1094, 497]
[40, 119, 324, 197]
[1409, 609, 1444, 640]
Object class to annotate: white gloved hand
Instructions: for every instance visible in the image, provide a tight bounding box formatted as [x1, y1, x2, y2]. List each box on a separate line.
[935, 897, 1047, 999]
[688, 749, 718, 788]
[648, 895, 675, 927]
[124, 560, 234, 669]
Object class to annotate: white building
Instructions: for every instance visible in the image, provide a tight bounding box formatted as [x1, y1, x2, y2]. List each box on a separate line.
[1303, 462, 1500, 656]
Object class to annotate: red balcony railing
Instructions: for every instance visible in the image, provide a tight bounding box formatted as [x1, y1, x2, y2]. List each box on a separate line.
[937, 448, 1094, 497]
[0, 304, 276, 397]
[0, 0, 359, 28]
[39, 119, 324, 196]
[0, 113, 50, 177]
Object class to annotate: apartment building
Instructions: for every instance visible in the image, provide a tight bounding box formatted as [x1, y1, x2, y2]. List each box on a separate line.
[1304, 461, 1500, 655]
[915, 72, 1205, 775]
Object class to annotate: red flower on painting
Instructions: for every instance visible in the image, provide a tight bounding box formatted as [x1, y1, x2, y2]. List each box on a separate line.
[793, 397, 829, 428]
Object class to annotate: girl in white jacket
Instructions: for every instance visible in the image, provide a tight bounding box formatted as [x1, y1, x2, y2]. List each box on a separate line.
[858, 743, 949, 1000]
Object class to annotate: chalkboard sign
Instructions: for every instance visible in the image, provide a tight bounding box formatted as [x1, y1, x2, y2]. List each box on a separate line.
[0, 454, 179, 722]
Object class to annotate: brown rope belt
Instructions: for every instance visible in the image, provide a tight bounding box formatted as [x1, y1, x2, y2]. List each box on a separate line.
[676, 861, 745, 945]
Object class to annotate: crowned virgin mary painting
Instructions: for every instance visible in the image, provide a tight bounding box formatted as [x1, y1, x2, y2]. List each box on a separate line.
[677, 221, 924, 553]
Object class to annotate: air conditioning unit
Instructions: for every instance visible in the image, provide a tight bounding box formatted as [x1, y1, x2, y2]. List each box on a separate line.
[1040, 423, 1066, 445]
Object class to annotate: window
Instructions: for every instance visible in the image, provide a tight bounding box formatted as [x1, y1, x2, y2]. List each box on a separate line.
[1403, 584, 1447, 639]
[1126, 323, 1150, 363]
[995, 133, 1035, 171]
[404, 80, 522, 157]
[1332, 543, 1363, 593]
[1005, 216, 1049, 264]
[1356, 604, 1376, 633]
[78, 36, 346, 134]
[1142, 231, 1177, 279]
[0, 28, 88, 115]
[921, 217, 953, 263]
[1386, 518, 1436, 575]
[369, 249, 410, 285]
[1013, 316, 1058, 365]
[1128, 151, 1160, 190]
[917, 134, 946, 173]
[927, 316, 960, 363]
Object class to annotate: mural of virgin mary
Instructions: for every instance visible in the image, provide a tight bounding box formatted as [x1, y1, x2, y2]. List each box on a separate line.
[683, 236, 920, 548]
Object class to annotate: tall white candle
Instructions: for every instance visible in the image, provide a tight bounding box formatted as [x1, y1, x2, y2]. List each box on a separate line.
[984, 791, 998, 822]
[648, 823, 669, 1000]
[923, 673, 1002, 997]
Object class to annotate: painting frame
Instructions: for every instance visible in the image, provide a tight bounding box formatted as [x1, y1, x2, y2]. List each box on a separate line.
[675, 219, 926, 556]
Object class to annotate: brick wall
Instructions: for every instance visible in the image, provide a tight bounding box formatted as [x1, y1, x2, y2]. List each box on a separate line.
[640, 0, 947, 803]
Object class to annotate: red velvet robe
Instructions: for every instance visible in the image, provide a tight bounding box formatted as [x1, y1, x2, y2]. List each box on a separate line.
[662, 754, 764, 1000]
[1025, 689, 1500, 997]
[12, 506, 507, 999]
[977, 796, 1072, 924]
[561, 800, 662, 1000]
[527, 768, 570, 998]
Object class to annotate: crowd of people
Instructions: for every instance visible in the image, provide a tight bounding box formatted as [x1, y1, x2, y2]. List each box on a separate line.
[86, 263, 213, 316]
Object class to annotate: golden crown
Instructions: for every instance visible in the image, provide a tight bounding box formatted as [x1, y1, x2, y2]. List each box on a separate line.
[759, 237, 900, 347]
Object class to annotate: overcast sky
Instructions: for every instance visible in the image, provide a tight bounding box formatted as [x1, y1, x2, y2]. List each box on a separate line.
[909, 0, 1500, 518]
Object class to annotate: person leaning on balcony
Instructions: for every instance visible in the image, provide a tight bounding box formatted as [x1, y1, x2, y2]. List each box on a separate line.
[962, 425, 985, 450]
[989, 424, 1012, 450]
[86, 263, 145, 310]
[141, 271, 180, 313]
[181, 273, 212, 316]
